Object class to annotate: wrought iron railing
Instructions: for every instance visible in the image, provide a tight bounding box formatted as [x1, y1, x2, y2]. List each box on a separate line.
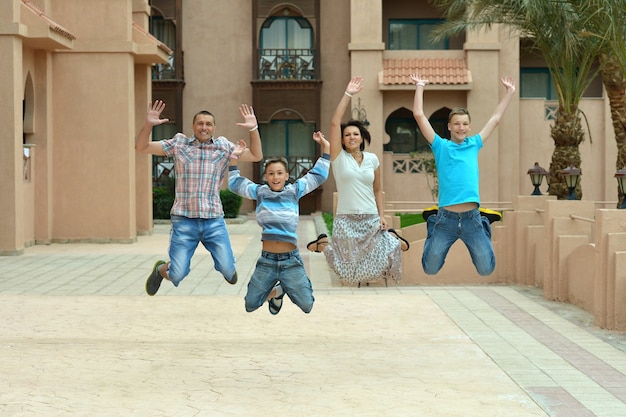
[153, 156, 174, 186]
[259, 155, 316, 182]
[258, 49, 315, 80]
[152, 155, 318, 186]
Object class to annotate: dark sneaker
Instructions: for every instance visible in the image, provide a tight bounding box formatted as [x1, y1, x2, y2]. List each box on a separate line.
[422, 205, 439, 221]
[268, 284, 285, 315]
[479, 208, 503, 224]
[422, 205, 502, 224]
[146, 260, 166, 296]
[224, 271, 238, 285]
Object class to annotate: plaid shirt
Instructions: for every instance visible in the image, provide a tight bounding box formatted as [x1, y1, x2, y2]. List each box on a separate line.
[161, 133, 235, 218]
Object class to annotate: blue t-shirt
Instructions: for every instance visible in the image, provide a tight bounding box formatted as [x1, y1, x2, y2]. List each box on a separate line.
[431, 133, 482, 207]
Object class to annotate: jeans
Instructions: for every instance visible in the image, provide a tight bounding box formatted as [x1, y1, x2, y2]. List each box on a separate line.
[245, 249, 314, 313]
[422, 207, 495, 276]
[167, 215, 236, 286]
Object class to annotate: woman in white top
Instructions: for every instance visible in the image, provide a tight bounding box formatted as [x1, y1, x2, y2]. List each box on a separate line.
[307, 76, 409, 284]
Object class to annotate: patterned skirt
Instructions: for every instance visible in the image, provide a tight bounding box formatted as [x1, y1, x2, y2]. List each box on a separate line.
[323, 214, 402, 284]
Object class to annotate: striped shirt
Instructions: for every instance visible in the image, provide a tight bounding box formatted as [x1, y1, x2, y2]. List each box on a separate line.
[161, 133, 235, 218]
[228, 154, 330, 247]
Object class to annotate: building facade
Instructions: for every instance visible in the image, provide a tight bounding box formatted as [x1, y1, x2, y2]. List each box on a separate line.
[0, 0, 169, 254]
[0, 0, 616, 255]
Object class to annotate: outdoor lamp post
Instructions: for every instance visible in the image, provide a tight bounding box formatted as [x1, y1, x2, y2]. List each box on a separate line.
[351, 97, 370, 127]
[560, 165, 581, 200]
[527, 162, 547, 195]
[614, 167, 626, 209]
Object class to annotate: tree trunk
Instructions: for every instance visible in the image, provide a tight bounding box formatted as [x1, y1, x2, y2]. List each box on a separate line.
[599, 53, 626, 207]
[549, 108, 584, 199]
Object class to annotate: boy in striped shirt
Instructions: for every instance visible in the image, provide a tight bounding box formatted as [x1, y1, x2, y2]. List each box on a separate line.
[229, 131, 330, 315]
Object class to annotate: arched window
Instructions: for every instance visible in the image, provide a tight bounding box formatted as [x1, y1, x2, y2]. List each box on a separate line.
[384, 107, 451, 154]
[430, 107, 451, 140]
[261, 16, 312, 49]
[384, 108, 428, 154]
[259, 17, 314, 80]
[259, 119, 316, 182]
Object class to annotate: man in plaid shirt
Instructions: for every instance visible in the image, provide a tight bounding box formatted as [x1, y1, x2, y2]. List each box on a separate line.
[136, 100, 263, 295]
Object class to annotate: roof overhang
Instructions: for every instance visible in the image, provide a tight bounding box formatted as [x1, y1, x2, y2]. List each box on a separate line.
[19, 0, 75, 50]
[379, 55, 472, 91]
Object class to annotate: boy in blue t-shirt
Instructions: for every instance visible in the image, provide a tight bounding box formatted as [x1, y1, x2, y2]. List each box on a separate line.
[411, 73, 516, 275]
[229, 131, 330, 315]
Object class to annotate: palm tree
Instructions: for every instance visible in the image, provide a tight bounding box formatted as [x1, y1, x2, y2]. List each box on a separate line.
[431, 0, 606, 199]
[584, 0, 626, 72]
[579, 0, 626, 206]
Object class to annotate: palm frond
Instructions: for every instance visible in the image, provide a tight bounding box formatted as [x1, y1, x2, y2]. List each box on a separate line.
[430, 0, 606, 113]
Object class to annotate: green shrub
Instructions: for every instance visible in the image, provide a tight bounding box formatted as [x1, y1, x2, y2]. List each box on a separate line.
[321, 212, 425, 233]
[153, 176, 175, 219]
[322, 212, 334, 236]
[220, 189, 243, 218]
[397, 213, 425, 228]
[152, 178, 243, 220]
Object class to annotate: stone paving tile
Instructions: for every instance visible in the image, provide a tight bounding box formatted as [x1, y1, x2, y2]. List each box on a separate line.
[0, 294, 547, 417]
[0, 217, 625, 416]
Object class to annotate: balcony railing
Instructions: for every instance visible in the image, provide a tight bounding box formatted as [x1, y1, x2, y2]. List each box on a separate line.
[153, 155, 317, 186]
[258, 49, 315, 80]
[259, 155, 316, 182]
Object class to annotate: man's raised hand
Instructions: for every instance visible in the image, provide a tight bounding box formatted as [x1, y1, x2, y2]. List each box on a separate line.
[147, 100, 169, 126]
[237, 104, 258, 130]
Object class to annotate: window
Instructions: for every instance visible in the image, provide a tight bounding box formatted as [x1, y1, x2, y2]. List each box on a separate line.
[259, 17, 314, 80]
[151, 123, 178, 186]
[384, 118, 426, 154]
[388, 19, 447, 50]
[259, 121, 316, 181]
[384, 108, 449, 154]
[520, 68, 558, 100]
[150, 16, 176, 79]
[430, 108, 450, 140]
[261, 17, 312, 50]
[521, 67, 603, 100]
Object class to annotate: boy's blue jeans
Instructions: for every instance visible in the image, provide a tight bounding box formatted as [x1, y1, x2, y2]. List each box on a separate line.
[245, 249, 314, 313]
[167, 215, 236, 286]
[422, 207, 495, 276]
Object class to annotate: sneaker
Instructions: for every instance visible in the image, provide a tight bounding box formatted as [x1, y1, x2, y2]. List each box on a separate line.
[421, 205, 502, 224]
[224, 271, 238, 285]
[479, 208, 503, 224]
[146, 260, 166, 296]
[422, 205, 439, 221]
[268, 283, 285, 315]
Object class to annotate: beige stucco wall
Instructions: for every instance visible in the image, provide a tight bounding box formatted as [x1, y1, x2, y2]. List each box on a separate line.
[180, 0, 259, 213]
[0, 0, 167, 253]
[51, 53, 136, 240]
[318, 0, 351, 211]
[0, 36, 25, 254]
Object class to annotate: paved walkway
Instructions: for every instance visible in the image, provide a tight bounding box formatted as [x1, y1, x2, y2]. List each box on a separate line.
[1, 216, 626, 416]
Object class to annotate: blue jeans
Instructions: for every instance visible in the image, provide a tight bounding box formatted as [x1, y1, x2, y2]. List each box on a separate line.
[167, 215, 236, 286]
[422, 207, 495, 276]
[245, 249, 314, 313]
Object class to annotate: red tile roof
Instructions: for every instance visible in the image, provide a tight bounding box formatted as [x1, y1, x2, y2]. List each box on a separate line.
[382, 58, 469, 85]
[22, 0, 76, 40]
